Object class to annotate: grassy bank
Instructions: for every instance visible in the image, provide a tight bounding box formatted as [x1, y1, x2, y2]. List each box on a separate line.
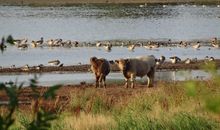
[0, 63, 220, 129]
[0, 0, 220, 6]
[2, 79, 219, 130]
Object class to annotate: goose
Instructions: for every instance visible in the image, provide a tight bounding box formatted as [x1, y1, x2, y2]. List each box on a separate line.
[96, 42, 102, 47]
[128, 44, 135, 51]
[212, 43, 219, 48]
[121, 42, 125, 47]
[217, 5, 220, 7]
[74, 41, 79, 47]
[143, 45, 152, 49]
[163, 5, 167, 8]
[21, 64, 30, 71]
[156, 56, 166, 65]
[47, 39, 54, 46]
[31, 37, 44, 47]
[184, 58, 191, 64]
[53, 39, 62, 46]
[139, 3, 147, 8]
[18, 44, 28, 50]
[104, 44, 112, 52]
[13, 38, 27, 45]
[192, 42, 200, 49]
[205, 56, 215, 64]
[0, 38, 7, 49]
[211, 37, 217, 43]
[59, 63, 64, 67]
[169, 56, 181, 64]
[48, 60, 60, 66]
[34, 65, 41, 70]
[62, 40, 72, 47]
[179, 41, 188, 48]
[10, 65, 15, 68]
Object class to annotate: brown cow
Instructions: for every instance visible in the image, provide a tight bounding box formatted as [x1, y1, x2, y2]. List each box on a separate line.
[90, 57, 110, 88]
[115, 55, 156, 88]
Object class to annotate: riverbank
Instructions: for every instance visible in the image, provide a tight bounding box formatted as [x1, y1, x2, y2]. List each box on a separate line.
[0, 0, 220, 6]
[0, 59, 220, 74]
[0, 80, 219, 129]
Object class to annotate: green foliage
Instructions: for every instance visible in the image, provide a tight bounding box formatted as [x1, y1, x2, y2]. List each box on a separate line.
[113, 94, 163, 130]
[184, 81, 197, 97]
[27, 109, 57, 130]
[0, 82, 21, 130]
[205, 96, 220, 114]
[170, 113, 217, 130]
[91, 96, 108, 114]
[0, 76, 61, 130]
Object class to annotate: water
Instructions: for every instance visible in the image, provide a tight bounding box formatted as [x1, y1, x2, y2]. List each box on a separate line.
[0, 4, 220, 84]
[0, 70, 218, 86]
[0, 5, 220, 41]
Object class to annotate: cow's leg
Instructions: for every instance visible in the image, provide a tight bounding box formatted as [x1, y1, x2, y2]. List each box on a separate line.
[124, 78, 129, 88]
[98, 74, 104, 88]
[131, 74, 136, 88]
[95, 75, 100, 88]
[102, 76, 106, 88]
[147, 68, 155, 87]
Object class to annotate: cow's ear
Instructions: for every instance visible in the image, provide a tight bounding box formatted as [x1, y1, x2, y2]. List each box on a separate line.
[115, 60, 119, 64]
[125, 59, 130, 63]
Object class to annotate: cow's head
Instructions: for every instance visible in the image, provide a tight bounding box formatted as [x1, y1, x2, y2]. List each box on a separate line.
[115, 59, 130, 71]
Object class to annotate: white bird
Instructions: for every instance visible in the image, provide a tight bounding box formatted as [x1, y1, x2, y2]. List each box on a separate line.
[163, 5, 167, 8]
[169, 56, 181, 64]
[128, 44, 135, 51]
[21, 64, 30, 71]
[192, 42, 200, 49]
[104, 45, 112, 52]
[212, 44, 219, 48]
[17, 44, 28, 50]
[31, 37, 44, 47]
[13, 38, 27, 45]
[48, 60, 60, 66]
[156, 56, 166, 65]
[184, 58, 191, 64]
[96, 42, 102, 47]
[205, 56, 215, 64]
[46, 39, 54, 46]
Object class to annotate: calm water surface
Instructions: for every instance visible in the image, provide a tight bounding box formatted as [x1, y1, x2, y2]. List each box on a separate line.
[0, 70, 218, 86]
[0, 4, 220, 41]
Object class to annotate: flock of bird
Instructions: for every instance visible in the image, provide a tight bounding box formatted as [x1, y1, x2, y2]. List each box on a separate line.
[155, 55, 215, 66]
[7, 37, 219, 52]
[139, 4, 220, 8]
[1, 54, 216, 71]
[0, 37, 219, 70]
[12, 37, 80, 49]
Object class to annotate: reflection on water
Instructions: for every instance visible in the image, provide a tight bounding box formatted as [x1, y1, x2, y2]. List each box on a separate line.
[0, 5, 220, 41]
[0, 70, 219, 86]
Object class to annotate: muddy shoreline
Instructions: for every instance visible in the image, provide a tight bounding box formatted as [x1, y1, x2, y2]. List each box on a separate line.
[0, 59, 220, 74]
[0, 0, 220, 6]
